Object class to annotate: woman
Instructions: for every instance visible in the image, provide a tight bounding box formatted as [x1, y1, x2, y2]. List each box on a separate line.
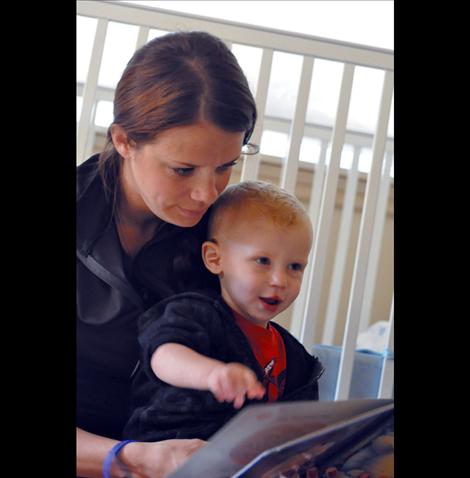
[77, 31, 257, 477]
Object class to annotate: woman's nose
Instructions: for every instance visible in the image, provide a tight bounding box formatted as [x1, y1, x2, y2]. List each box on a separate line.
[190, 174, 219, 205]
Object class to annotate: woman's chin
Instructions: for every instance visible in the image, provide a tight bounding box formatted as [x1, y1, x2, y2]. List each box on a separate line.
[163, 207, 205, 227]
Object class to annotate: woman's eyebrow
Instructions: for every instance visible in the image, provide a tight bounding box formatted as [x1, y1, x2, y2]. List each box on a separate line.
[172, 157, 240, 168]
[224, 156, 241, 164]
[171, 161, 197, 167]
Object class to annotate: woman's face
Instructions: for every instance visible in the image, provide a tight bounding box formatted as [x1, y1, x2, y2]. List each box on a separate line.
[118, 122, 244, 227]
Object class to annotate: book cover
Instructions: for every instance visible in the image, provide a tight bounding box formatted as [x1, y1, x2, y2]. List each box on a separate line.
[169, 399, 394, 478]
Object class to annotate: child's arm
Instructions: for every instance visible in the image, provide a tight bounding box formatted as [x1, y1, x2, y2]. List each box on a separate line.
[151, 343, 265, 408]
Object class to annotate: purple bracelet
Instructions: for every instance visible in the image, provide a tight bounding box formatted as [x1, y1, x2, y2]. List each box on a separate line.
[102, 440, 137, 478]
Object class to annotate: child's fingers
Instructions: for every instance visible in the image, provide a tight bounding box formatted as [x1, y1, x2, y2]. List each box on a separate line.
[247, 384, 265, 399]
[216, 382, 234, 402]
[233, 393, 245, 409]
[245, 373, 265, 396]
[210, 364, 265, 405]
[212, 389, 225, 402]
[211, 376, 235, 402]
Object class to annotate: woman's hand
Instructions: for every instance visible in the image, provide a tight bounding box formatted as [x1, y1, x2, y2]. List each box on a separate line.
[121, 439, 206, 478]
[207, 362, 265, 409]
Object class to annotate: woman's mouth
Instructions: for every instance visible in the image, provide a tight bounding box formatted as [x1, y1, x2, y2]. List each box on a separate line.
[178, 206, 207, 218]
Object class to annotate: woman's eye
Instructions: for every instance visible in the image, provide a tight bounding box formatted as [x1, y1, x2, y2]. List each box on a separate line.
[173, 167, 194, 177]
[289, 263, 303, 272]
[255, 257, 270, 265]
[216, 160, 237, 173]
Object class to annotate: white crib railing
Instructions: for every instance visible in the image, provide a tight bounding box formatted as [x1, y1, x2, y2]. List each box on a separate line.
[333, 70, 393, 399]
[76, 0, 394, 400]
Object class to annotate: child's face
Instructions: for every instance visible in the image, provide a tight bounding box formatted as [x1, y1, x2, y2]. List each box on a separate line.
[217, 215, 312, 328]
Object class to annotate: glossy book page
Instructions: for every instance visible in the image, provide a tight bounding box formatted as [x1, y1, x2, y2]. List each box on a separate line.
[168, 399, 393, 478]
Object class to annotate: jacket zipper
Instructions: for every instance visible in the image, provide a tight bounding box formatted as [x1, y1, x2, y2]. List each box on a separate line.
[280, 364, 325, 401]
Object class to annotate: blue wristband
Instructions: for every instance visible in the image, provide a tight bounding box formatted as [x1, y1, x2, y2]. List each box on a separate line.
[103, 440, 137, 478]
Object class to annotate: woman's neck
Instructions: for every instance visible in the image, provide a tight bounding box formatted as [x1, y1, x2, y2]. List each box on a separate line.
[115, 206, 160, 258]
[115, 179, 161, 257]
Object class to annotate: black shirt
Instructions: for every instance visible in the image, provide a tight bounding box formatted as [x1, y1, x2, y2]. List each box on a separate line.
[76, 154, 218, 439]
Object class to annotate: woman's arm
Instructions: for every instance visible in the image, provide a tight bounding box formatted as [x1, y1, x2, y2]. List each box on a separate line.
[77, 427, 119, 478]
[77, 427, 205, 478]
[151, 343, 265, 408]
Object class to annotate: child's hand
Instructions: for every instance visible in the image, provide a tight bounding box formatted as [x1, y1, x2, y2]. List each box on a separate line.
[207, 362, 265, 409]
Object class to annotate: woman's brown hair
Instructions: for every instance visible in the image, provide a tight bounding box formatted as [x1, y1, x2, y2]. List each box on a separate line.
[98, 30, 257, 202]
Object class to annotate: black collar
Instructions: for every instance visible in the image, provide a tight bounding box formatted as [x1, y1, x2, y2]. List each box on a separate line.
[76, 154, 114, 256]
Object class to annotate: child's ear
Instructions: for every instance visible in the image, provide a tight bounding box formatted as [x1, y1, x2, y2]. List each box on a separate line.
[202, 240, 222, 275]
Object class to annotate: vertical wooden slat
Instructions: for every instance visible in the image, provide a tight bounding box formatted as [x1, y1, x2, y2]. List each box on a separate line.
[299, 63, 355, 348]
[77, 18, 108, 164]
[378, 296, 394, 398]
[280, 55, 314, 194]
[84, 27, 149, 159]
[308, 140, 330, 228]
[241, 48, 273, 181]
[322, 146, 361, 345]
[358, 151, 394, 333]
[290, 140, 328, 339]
[335, 70, 394, 400]
[135, 25, 150, 49]
[84, 105, 98, 159]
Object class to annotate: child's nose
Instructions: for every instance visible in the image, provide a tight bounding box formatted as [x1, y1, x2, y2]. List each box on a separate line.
[269, 269, 287, 288]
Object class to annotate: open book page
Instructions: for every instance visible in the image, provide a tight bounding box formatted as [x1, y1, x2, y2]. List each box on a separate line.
[233, 402, 393, 477]
[169, 399, 393, 478]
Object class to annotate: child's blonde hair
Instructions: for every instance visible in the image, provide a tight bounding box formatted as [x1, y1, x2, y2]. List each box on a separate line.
[208, 180, 311, 238]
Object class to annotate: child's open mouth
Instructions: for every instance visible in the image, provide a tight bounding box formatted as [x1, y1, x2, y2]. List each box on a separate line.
[260, 297, 281, 306]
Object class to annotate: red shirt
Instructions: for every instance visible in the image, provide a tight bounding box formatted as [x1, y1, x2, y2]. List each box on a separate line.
[233, 311, 287, 401]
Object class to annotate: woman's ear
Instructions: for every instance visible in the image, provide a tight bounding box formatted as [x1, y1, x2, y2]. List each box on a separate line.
[202, 240, 222, 275]
[110, 124, 133, 159]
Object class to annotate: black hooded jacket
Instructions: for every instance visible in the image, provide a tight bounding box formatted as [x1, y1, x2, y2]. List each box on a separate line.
[76, 154, 219, 439]
[123, 291, 324, 441]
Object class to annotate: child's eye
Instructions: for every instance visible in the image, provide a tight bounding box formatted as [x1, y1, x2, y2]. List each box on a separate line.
[172, 167, 194, 177]
[289, 263, 304, 272]
[255, 257, 270, 265]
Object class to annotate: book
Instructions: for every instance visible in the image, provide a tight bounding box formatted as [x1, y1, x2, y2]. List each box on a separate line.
[168, 398, 394, 478]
